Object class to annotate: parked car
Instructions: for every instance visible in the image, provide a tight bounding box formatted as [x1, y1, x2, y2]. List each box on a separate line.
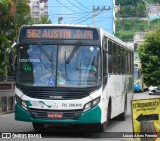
[149, 86, 160, 95]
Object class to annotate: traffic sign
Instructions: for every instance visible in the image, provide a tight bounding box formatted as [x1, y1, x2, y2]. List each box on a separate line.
[131, 98, 160, 139]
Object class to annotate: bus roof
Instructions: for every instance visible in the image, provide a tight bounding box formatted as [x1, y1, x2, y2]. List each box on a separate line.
[21, 24, 95, 28]
[99, 28, 133, 51]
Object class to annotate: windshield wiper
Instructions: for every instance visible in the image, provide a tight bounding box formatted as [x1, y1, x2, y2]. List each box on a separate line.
[36, 41, 52, 61]
[65, 41, 81, 64]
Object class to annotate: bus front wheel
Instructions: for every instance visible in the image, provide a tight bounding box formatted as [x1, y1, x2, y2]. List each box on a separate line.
[32, 122, 45, 131]
[96, 102, 111, 132]
[117, 97, 127, 121]
[96, 122, 107, 133]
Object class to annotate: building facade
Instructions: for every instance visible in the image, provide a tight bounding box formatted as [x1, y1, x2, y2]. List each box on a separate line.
[146, 4, 160, 20]
[29, 0, 48, 20]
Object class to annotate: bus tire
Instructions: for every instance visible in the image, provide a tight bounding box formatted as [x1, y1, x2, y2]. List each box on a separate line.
[107, 99, 111, 125]
[96, 122, 107, 133]
[117, 96, 127, 121]
[96, 100, 111, 132]
[32, 122, 45, 131]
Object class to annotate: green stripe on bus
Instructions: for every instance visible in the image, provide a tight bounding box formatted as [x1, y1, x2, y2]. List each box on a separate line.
[15, 104, 101, 124]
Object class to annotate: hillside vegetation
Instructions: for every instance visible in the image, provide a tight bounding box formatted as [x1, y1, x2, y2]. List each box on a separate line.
[115, 0, 160, 41]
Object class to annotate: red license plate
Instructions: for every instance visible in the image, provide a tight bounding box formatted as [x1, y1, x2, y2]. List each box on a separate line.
[48, 112, 63, 119]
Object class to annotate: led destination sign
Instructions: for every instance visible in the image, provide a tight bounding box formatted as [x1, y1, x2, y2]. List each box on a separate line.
[21, 28, 98, 40]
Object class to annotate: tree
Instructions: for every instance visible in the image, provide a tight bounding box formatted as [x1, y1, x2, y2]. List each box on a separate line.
[138, 30, 160, 86]
[0, 0, 30, 78]
[28, 16, 52, 24]
[115, 18, 149, 41]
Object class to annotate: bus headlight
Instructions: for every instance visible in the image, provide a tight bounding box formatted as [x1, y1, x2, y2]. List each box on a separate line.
[92, 97, 100, 107]
[22, 101, 27, 110]
[16, 95, 28, 110]
[84, 97, 100, 112]
[84, 103, 92, 112]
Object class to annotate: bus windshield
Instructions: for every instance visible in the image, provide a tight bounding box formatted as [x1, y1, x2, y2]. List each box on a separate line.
[16, 44, 101, 87]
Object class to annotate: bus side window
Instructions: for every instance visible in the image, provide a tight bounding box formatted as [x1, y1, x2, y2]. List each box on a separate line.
[121, 47, 125, 74]
[126, 50, 130, 74]
[131, 52, 134, 74]
[102, 37, 107, 76]
[125, 50, 128, 74]
[113, 43, 117, 74]
[127, 51, 131, 74]
[108, 40, 112, 74]
[117, 45, 121, 74]
[103, 50, 107, 73]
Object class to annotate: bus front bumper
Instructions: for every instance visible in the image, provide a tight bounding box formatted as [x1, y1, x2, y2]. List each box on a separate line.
[15, 103, 101, 124]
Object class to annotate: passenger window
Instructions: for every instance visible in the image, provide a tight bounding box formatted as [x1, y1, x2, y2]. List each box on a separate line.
[121, 47, 125, 74]
[108, 40, 112, 74]
[117, 45, 121, 74]
[112, 43, 117, 74]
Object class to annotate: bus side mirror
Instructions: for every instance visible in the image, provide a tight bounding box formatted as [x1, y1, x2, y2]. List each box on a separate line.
[9, 43, 17, 77]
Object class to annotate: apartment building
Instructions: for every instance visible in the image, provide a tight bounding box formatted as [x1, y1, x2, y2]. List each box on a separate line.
[29, 0, 48, 20]
[146, 4, 160, 20]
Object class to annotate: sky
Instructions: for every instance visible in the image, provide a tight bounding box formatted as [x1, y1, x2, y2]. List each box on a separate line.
[48, 0, 115, 34]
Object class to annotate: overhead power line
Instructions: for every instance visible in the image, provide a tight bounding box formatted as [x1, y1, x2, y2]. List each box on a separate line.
[74, 0, 91, 11]
[70, 13, 92, 24]
[49, 11, 92, 16]
[66, 0, 88, 12]
[55, 0, 79, 12]
[73, 7, 112, 25]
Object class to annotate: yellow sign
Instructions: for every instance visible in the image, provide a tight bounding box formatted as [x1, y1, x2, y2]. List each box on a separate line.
[132, 98, 160, 140]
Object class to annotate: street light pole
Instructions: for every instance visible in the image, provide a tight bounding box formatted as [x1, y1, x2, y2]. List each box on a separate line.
[58, 17, 63, 24]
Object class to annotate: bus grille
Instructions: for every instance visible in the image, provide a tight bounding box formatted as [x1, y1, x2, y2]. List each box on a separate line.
[29, 108, 83, 120]
[25, 90, 87, 100]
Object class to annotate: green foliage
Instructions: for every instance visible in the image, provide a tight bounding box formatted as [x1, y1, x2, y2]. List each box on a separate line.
[28, 16, 52, 24]
[0, 1, 15, 76]
[116, 0, 146, 18]
[0, 33, 10, 76]
[115, 0, 148, 41]
[0, 0, 52, 77]
[115, 30, 134, 41]
[138, 30, 160, 86]
[115, 0, 160, 41]
[150, 19, 160, 30]
[115, 18, 149, 41]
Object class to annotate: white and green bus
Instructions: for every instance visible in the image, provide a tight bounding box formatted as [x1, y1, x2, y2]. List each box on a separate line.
[10, 24, 134, 132]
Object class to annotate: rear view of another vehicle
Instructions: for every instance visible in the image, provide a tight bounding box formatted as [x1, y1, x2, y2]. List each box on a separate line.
[134, 68, 142, 92]
[149, 86, 160, 95]
[134, 81, 141, 92]
[134, 63, 148, 92]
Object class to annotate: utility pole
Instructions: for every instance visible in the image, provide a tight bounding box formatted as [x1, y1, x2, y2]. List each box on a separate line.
[92, 6, 111, 26]
[58, 17, 63, 24]
[93, 6, 99, 26]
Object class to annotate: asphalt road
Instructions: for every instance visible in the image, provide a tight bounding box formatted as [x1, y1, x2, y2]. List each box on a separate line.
[0, 91, 159, 141]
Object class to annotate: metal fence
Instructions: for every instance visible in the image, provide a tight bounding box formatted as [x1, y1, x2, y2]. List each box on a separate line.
[0, 80, 15, 114]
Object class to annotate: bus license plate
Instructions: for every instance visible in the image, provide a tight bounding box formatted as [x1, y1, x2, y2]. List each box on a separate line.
[48, 112, 63, 119]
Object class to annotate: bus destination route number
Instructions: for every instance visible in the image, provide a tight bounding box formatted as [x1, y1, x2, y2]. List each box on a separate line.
[26, 29, 94, 40]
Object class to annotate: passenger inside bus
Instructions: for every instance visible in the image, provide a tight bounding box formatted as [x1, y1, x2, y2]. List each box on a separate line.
[77, 55, 98, 82]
